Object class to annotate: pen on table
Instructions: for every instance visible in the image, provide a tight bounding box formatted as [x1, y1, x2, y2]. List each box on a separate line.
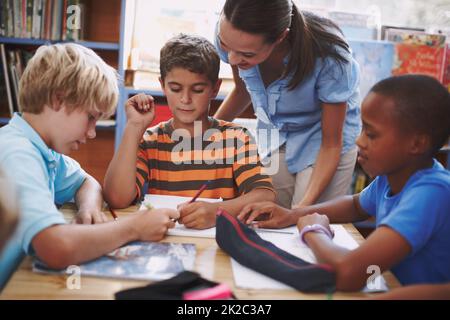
[249, 222, 293, 235]
[173, 180, 211, 223]
[108, 207, 118, 221]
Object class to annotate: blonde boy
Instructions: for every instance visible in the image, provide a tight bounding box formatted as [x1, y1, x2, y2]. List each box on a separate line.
[104, 34, 275, 229]
[0, 44, 177, 289]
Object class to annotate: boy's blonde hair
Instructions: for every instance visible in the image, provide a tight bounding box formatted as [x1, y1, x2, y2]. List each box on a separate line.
[19, 43, 119, 118]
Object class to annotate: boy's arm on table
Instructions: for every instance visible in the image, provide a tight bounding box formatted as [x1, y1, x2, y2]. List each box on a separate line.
[74, 174, 107, 224]
[103, 94, 155, 208]
[31, 207, 178, 269]
[240, 194, 370, 228]
[300, 215, 410, 291]
[221, 188, 276, 214]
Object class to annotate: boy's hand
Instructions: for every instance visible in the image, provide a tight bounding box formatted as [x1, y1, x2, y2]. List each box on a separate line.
[297, 212, 331, 233]
[126, 93, 156, 130]
[76, 209, 109, 224]
[238, 201, 293, 228]
[134, 208, 179, 242]
[177, 202, 217, 229]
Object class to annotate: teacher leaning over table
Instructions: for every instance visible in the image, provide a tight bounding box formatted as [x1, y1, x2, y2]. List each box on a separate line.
[214, 0, 361, 209]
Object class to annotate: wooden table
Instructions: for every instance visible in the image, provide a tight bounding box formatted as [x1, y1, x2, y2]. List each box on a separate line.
[0, 205, 401, 300]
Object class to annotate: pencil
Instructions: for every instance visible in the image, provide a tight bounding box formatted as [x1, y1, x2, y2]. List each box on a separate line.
[173, 181, 211, 223]
[109, 207, 118, 221]
[189, 180, 211, 204]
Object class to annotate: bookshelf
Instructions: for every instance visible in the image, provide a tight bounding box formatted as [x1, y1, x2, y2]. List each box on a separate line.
[0, 0, 126, 184]
[0, 0, 125, 128]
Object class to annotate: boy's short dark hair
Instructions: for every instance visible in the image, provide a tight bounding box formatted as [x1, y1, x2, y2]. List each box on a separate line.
[160, 33, 220, 84]
[370, 75, 450, 155]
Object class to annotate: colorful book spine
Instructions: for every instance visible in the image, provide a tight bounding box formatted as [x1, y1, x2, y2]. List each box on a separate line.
[392, 43, 446, 81]
[442, 45, 450, 92]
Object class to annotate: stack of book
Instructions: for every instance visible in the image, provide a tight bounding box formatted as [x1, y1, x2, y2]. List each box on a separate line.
[0, 0, 85, 41]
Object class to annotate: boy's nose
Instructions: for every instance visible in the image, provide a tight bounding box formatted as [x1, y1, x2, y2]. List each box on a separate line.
[87, 126, 96, 139]
[180, 92, 192, 104]
[355, 133, 364, 149]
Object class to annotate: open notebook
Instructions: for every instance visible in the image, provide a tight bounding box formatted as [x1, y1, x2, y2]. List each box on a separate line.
[230, 224, 388, 293]
[140, 194, 296, 238]
[33, 242, 196, 281]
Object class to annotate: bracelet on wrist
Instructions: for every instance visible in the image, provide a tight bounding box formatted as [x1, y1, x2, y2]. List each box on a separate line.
[299, 224, 334, 246]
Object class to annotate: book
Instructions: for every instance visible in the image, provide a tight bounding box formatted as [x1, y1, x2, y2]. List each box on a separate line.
[381, 25, 425, 41]
[0, 44, 14, 117]
[443, 44, 450, 91]
[140, 194, 222, 238]
[386, 30, 446, 47]
[231, 224, 388, 292]
[33, 241, 196, 281]
[328, 10, 378, 40]
[392, 43, 446, 81]
[349, 40, 394, 98]
[140, 194, 295, 238]
[385, 29, 447, 82]
[124, 69, 158, 88]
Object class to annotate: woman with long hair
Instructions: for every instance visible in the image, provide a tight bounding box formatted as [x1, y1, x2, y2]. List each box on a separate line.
[214, 0, 361, 208]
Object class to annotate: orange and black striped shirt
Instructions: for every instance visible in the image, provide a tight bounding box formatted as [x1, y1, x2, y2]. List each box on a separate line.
[135, 118, 274, 200]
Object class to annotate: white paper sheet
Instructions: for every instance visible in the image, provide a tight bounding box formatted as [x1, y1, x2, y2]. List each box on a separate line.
[140, 194, 297, 238]
[231, 224, 388, 292]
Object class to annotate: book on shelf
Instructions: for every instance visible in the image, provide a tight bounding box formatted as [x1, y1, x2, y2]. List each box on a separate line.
[443, 44, 450, 92]
[384, 29, 447, 81]
[349, 40, 394, 98]
[385, 29, 446, 47]
[0, 0, 87, 41]
[0, 43, 14, 117]
[380, 25, 425, 41]
[33, 241, 197, 281]
[125, 69, 159, 89]
[391, 43, 446, 82]
[0, 45, 34, 117]
[328, 10, 378, 40]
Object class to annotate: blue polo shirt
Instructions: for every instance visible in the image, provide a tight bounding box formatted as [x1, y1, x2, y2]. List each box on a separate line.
[359, 159, 450, 285]
[215, 34, 361, 173]
[0, 113, 86, 289]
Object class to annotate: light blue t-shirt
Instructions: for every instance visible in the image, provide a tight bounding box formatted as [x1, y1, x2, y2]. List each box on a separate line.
[0, 113, 86, 289]
[359, 159, 450, 285]
[215, 33, 361, 173]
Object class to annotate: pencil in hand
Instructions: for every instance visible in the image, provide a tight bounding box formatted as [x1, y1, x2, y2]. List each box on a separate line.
[189, 180, 211, 204]
[174, 180, 211, 223]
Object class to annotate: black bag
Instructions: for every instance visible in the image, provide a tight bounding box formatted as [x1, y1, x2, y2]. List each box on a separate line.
[215, 209, 336, 293]
[115, 271, 235, 300]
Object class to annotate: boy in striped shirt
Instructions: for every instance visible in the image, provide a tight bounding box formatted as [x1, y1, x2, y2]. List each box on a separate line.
[104, 34, 275, 229]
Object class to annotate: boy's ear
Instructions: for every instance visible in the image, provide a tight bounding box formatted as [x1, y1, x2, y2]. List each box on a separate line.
[51, 92, 65, 111]
[210, 79, 222, 99]
[158, 77, 165, 91]
[409, 133, 431, 155]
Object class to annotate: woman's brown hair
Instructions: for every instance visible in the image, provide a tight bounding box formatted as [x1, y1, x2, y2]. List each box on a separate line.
[223, 0, 350, 90]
